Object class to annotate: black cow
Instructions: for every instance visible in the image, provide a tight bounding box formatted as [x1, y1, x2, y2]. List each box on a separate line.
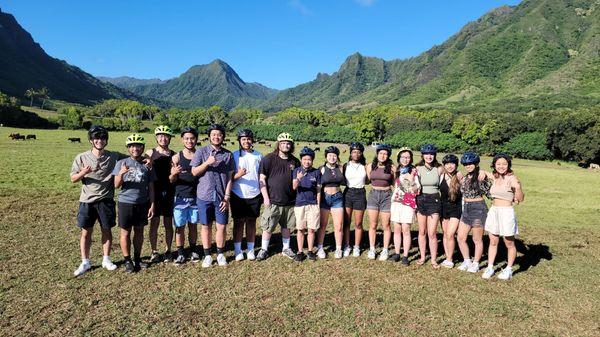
[26, 134, 36, 140]
[68, 137, 81, 143]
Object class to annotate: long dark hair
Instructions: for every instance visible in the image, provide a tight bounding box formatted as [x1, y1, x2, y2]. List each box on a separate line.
[417, 155, 441, 168]
[445, 170, 461, 203]
[371, 155, 393, 174]
[395, 150, 413, 176]
[465, 165, 480, 188]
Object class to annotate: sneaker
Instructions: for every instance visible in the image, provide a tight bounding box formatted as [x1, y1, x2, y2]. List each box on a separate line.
[174, 254, 186, 265]
[217, 254, 228, 266]
[457, 259, 472, 271]
[378, 249, 389, 261]
[124, 260, 135, 274]
[202, 255, 213, 268]
[235, 252, 245, 261]
[256, 249, 268, 261]
[247, 250, 256, 261]
[367, 248, 376, 260]
[482, 266, 495, 279]
[134, 260, 149, 271]
[73, 261, 91, 277]
[441, 260, 454, 269]
[307, 251, 317, 261]
[467, 261, 480, 273]
[102, 259, 117, 271]
[334, 249, 343, 259]
[343, 246, 351, 257]
[352, 246, 361, 257]
[401, 256, 410, 266]
[294, 252, 306, 262]
[163, 251, 173, 263]
[149, 252, 161, 263]
[497, 267, 513, 280]
[317, 248, 327, 259]
[388, 253, 401, 262]
[190, 251, 201, 263]
[281, 248, 296, 260]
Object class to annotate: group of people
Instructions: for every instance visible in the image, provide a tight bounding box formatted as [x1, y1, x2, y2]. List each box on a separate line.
[71, 124, 523, 280]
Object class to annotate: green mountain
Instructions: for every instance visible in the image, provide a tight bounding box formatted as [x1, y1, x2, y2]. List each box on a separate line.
[266, 0, 600, 111]
[128, 60, 279, 109]
[0, 8, 135, 105]
[97, 76, 166, 90]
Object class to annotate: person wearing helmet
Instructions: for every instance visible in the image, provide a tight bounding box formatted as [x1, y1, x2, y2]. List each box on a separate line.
[415, 144, 444, 268]
[70, 125, 120, 276]
[112, 134, 157, 273]
[389, 147, 420, 265]
[456, 151, 491, 274]
[292, 146, 321, 261]
[191, 124, 236, 268]
[316, 146, 346, 259]
[439, 154, 463, 269]
[343, 142, 367, 258]
[168, 127, 200, 265]
[366, 144, 395, 261]
[231, 129, 263, 261]
[481, 154, 524, 280]
[256, 132, 300, 261]
[146, 125, 176, 263]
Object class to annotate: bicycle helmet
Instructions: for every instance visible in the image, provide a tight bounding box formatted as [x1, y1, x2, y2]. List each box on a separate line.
[375, 143, 392, 155]
[154, 125, 174, 136]
[237, 129, 254, 140]
[442, 154, 459, 165]
[277, 132, 294, 142]
[420, 144, 437, 155]
[299, 146, 315, 159]
[324, 146, 340, 156]
[207, 124, 226, 137]
[349, 142, 365, 152]
[88, 125, 108, 140]
[180, 126, 198, 138]
[126, 134, 145, 146]
[460, 152, 480, 165]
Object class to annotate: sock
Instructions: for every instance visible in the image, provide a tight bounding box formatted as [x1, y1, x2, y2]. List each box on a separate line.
[336, 245, 342, 251]
[247, 242, 255, 251]
[464, 258, 472, 264]
[124, 255, 132, 262]
[318, 244, 324, 250]
[261, 238, 269, 251]
[102, 256, 110, 263]
[505, 266, 513, 270]
[234, 242, 242, 254]
[216, 247, 224, 255]
[370, 246, 375, 251]
[204, 248, 211, 256]
[282, 237, 290, 250]
[190, 244, 197, 252]
[134, 253, 141, 261]
[82, 258, 90, 265]
[177, 246, 184, 256]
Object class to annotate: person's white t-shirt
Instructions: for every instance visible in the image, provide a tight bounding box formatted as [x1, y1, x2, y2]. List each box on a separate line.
[232, 149, 263, 199]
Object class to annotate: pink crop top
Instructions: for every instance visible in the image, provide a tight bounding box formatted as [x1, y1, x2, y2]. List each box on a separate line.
[490, 175, 515, 201]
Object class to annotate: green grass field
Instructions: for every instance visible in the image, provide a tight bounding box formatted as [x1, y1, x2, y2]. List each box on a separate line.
[1, 127, 599, 336]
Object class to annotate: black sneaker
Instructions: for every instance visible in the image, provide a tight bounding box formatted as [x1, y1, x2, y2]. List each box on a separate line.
[388, 253, 401, 262]
[134, 260, 149, 271]
[307, 251, 317, 261]
[401, 256, 410, 266]
[294, 252, 306, 262]
[256, 249, 268, 261]
[149, 252, 161, 263]
[124, 260, 135, 273]
[163, 251, 173, 262]
[174, 254, 186, 265]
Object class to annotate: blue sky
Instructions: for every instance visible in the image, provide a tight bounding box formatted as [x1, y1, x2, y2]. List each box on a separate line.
[2, 0, 521, 89]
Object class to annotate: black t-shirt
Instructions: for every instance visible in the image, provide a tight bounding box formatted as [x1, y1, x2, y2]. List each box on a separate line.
[259, 152, 300, 206]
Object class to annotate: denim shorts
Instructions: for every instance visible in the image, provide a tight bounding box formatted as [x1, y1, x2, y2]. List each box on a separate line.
[320, 191, 344, 210]
[343, 187, 367, 211]
[416, 193, 441, 216]
[197, 197, 229, 225]
[460, 200, 488, 227]
[173, 196, 198, 228]
[367, 189, 392, 212]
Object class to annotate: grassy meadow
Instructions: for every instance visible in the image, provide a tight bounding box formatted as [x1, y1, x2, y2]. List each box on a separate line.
[1, 127, 599, 336]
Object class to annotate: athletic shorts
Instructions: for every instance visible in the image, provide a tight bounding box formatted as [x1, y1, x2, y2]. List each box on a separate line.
[230, 193, 262, 219]
[441, 201, 462, 220]
[197, 198, 229, 225]
[153, 190, 174, 217]
[485, 205, 518, 236]
[367, 189, 392, 212]
[77, 199, 116, 229]
[390, 201, 415, 224]
[118, 202, 149, 229]
[343, 187, 366, 211]
[460, 200, 488, 227]
[416, 193, 441, 216]
[320, 191, 344, 210]
[173, 196, 198, 228]
[260, 204, 296, 233]
[294, 204, 320, 231]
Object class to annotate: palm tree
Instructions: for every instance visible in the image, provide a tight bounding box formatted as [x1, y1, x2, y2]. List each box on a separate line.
[38, 87, 49, 109]
[25, 88, 36, 107]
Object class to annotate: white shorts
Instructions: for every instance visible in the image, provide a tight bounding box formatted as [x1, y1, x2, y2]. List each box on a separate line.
[485, 206, 518, 236]
[390, 202, 415, 224]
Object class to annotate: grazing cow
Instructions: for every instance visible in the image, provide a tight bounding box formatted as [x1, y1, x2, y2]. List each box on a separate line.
[26, 134, 36, 140]
[68, 137, 81, 143]
[231, 141, 235, 145]
[314, 147, 321, 152]
[590, 163, 600, 170]
[342, 149, 347, 153]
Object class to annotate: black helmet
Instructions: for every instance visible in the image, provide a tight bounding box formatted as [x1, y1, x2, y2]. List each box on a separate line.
[349, 142, 365, 152]
[180, 126, 198, 138]
[460, 152, 480, 165]
[420, 144, 437, 155]
[88, 125, 108, 140]
[491, 153, 512, 169]
[237, 129, 254, 140]
[207, 124, 226, 137]
[299, 146, 315, 159]
[376, 143, 392, 155]
[324, 146, 340, 156]
[442, 154, 459, 165]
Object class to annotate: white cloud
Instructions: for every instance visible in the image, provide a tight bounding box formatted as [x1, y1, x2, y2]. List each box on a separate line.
[288, 0, 313, 16]
[355, 0, 376, 6]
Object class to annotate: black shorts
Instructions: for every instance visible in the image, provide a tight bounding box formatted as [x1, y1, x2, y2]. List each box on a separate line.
[118, 202, 149, 229]
[77, 199, 116, 229]
[230, 193, 262, 219]
[344, 187, 367, 211]
[441, 201, 462, 220]
[153, 190, 174, 217]
[416, 193, 441, 216]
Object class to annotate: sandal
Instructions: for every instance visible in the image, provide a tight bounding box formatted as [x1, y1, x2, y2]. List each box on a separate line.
[416, 259, 426, 266]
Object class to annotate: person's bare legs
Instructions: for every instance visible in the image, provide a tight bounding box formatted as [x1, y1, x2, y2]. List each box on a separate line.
[487, 233, 499, 268]
[442, 218, 459, 263]
[401, 223, 411, 257]
[353, 209, 364, 249]
[472, 226, 484, 264]
[368, 209, 379, 249]
[393, 222, 402, 255]
[504, 236, 516, 268]
[149, 217, 160, 253]
[380, 212, 391, 249]
[80, 228, 93, 259]
[163, 216, 173, 252]
[318, 209, 330, 249]
[100, 229, 112, 257]
[416, 213, 428, 264]
[332, 208, 344, 251]
[457, 223, 471, 261]
[427, 214, 440, 267]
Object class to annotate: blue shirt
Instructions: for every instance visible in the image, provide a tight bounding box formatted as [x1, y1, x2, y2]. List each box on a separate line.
[190, 145, 235, 202]
[293, 167, 321, 206]
[112, 157, 157, 204]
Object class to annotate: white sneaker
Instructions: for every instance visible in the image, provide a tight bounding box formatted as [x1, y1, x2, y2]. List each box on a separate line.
[317, 248, 327, 259]
[378, 249, 389, 261]
[217, 253, 228, 266]
[334, 249, 343, 259]
[457, 259, 472, 271]
[482, 266, 495, 279]
[102, 259, 117, 271]
[352, 246, 360, 257]
[343, 246, 351, 257]
[497, 267, 513, 280]
[202, 255, 213, 268]
[467, 261, 480, 273]
[367, 248, 376, 260]
[441, 260, 454, 269]
[247, 250, 256, 261]
[235, 252, 245, 261]
[74, 261, 91, 277]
